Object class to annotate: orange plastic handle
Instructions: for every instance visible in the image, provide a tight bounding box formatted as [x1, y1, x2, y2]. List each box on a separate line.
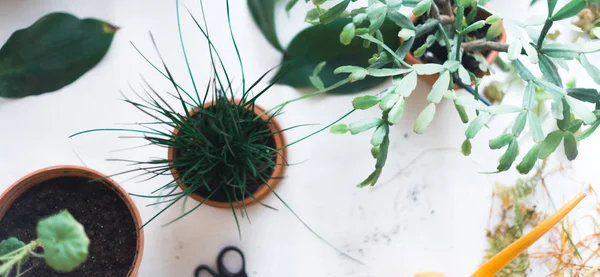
[471, 192, 586, 277]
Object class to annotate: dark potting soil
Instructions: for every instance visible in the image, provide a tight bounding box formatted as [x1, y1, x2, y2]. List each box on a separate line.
[411, 9, 498, 74]
[0, 177, 137, 277]
[174, 106, 277, 203]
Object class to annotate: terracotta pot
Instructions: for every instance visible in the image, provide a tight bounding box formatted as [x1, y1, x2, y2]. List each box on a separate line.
[168, 100, 287, 209]
[405, 6, 507, 89]
[0, 166, 144, 277]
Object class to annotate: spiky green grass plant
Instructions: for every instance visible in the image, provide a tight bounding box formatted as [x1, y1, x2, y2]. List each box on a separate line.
[72, 0, 290, 231]
[71, 2, 358, 262]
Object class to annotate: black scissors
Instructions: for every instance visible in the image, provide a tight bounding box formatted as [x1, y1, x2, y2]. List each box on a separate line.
[194, 246, 248, 277]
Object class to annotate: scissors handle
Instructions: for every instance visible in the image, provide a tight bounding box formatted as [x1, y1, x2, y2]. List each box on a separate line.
[217, 246, 247, 277]
[195, 265, 220, 277]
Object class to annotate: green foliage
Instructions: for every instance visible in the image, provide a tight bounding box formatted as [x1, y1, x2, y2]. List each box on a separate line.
[247, 0, 284, 51]
[0, 13, 117, 98]
[542, 42, 581, 59]
[461, 139, 472, 156]
[466, 113, 490, 139]
[286, 0, 299, 13]
[458, 0, 473, 7]
[538, 54, 562, 86]
[320, 0, 351, 24]
[38, 211, 89, 272]
[539, 130, 564, 159]
[275, 19, 401, 94]
[550, 0, 587, 21]
[252, 0, 600, 185]
[352, 95, 380, 109]
[340, 23, 356, 45]
[568, 88, 600, 103]
[349, 118, 382, 134]
[379, 93, 400, 111]
[371, 124, 388, 146]
[461, 20, 486, 35]
[563, 132, 579, 160]
[547, 0, 558, 16]
[497, 137, 519, 172]
[428, 71, 450, 103]
[413, 103, 436, 134]
[490, 134, 514, 150]
[0, 211, 88, 276]
[0, 238, 25, 257]
[486, 20, 504, 40]
[578, 55, 600, 85]
[512, 111, 527, 136]
[412, 0, 432, 16]
[330, 123, 349, 134]
[513, 60, 535, 81]
[516, 145, 540, 174]
[388, 97, 406, 123]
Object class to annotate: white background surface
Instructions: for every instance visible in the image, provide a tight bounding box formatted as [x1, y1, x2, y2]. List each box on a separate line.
[0, 1, 599, 276]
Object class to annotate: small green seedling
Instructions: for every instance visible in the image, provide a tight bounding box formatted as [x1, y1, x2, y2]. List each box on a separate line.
[0, 210, 89, 276]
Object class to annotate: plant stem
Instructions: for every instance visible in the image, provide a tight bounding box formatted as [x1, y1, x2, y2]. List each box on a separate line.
[430, 1, 441, 20]
[0, 241, 37, 275]
[415, 16, 454, 39]
[437, 23, 452, 53]
[461, 39, 511, 52]
[454, 6, 465, 61]
[537, 19, 554, 50]
[256, 79, 349, 119]
[283, 109, 356, 149]
[442, 0, 452, 16]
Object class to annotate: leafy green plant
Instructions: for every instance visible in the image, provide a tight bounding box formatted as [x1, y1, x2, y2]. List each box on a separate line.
[0, 12, 117, 98]
[248, 0, 403, 93]
[0, 210, 89, 276]
[258, 0, 600, 187]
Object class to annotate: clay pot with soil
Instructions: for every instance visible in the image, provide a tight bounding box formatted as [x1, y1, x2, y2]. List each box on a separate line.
[168, 99, 287, 209]
[0, 166, 144, 277]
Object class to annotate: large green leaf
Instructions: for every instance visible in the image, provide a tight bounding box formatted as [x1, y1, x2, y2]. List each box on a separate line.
[0, 13, 117, 98]
[247, 0, 284, 52]
[276, 18, 401, 94]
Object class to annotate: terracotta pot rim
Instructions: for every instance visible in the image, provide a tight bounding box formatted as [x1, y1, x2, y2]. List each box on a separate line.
[0, 165, 144, 277]
[404, 5, 507, 89]
[167, 99, 288, 209]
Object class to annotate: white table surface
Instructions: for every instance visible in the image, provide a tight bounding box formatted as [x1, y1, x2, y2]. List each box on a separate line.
[1, 1, 599, 276]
